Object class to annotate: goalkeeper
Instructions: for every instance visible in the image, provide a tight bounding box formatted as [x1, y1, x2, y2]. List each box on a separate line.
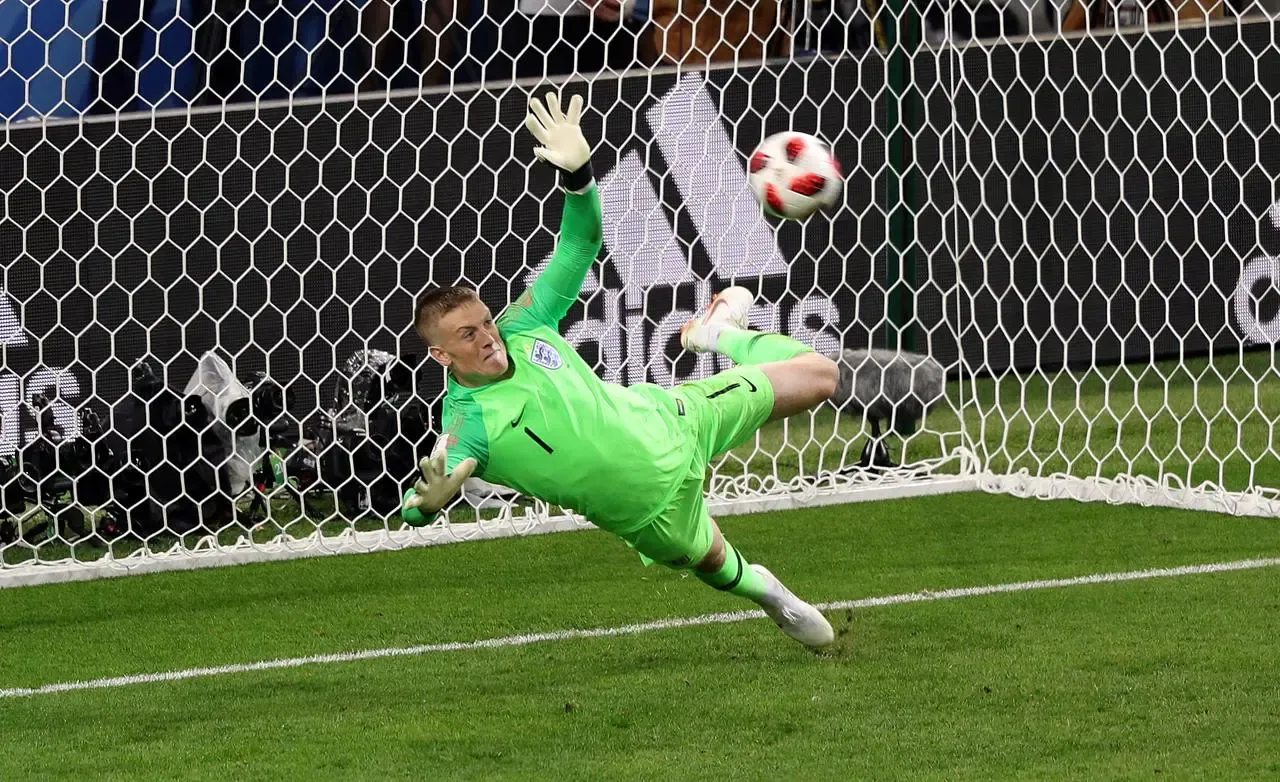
[403, 92, 837, 649]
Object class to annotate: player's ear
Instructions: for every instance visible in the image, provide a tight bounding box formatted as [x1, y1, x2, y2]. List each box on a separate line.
[428, 344, 453, 368]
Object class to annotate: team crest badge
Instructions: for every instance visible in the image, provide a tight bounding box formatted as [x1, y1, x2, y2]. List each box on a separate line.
[530, 339, 563, 370]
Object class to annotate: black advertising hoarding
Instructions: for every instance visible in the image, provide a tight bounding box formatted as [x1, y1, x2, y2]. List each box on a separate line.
[0, 59, 876, 453]
[917, 20, 1280, 371]
[2, 23, 1279, 458]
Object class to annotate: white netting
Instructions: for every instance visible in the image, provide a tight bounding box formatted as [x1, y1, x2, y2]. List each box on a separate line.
[2, 1, 1278, 586]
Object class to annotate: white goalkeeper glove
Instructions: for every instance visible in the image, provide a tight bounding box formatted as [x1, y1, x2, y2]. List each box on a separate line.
[403, 441, 477, 517]
[525, 91, 593, 189]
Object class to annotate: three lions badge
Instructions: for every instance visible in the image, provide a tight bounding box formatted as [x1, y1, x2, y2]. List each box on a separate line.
[530, 339, 563, 370]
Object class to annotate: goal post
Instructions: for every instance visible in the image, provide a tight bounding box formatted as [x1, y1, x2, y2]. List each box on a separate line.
[2, 6, 1278, 587]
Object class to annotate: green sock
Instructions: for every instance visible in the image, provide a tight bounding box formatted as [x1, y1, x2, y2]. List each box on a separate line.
[714, 328, 813, 366]
[695, 539, 770, 603]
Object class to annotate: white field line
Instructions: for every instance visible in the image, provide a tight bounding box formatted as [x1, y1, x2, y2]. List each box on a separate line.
[3, 556, 1277, 699]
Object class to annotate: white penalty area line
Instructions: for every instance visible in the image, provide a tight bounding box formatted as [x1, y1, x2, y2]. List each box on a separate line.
[4, 556, 1279, 700]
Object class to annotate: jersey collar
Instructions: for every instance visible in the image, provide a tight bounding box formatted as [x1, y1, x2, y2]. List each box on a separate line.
[446, 363, 517, 397]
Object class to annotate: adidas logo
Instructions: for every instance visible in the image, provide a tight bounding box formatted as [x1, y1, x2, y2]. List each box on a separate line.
[0, 289, 82, 455]
[524, 74, 842, 387]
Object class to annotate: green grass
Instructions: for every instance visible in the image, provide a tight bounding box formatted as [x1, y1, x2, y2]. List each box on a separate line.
[3, 349, 1279, 776]
[3, 493, 1280, 779]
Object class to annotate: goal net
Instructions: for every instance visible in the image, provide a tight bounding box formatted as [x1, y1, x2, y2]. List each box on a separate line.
[1, 2, 1277, 586]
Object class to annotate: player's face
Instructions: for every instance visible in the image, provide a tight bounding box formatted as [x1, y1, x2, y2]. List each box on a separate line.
[430, 300, 509, 384]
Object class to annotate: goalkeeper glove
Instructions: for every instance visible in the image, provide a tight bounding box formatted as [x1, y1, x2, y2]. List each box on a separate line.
[525, 91, 593, 191]
[401, 441, 477, 525]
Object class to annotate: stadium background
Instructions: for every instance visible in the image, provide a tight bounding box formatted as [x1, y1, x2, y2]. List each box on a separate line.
[2, 22, 1279, 455]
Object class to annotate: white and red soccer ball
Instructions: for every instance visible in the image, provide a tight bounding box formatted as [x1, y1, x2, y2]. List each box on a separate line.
[748, 132, 843, 220]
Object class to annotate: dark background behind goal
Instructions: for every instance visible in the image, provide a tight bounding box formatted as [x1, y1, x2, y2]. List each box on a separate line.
[1, 21, 1277, 451]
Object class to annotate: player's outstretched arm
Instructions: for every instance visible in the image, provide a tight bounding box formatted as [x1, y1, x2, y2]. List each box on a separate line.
[505, 92, 604, 332]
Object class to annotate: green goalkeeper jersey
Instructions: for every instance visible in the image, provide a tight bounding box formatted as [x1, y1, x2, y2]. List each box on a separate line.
[439, 185, 696, 535]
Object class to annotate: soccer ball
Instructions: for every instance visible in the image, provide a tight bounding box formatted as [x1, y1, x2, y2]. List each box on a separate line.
[747, 132, 843, 220]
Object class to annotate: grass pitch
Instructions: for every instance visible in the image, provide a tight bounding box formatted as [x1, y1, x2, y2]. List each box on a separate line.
[3, 492, 1279, 779]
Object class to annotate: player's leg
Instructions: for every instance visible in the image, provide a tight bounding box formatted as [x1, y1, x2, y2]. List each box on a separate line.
[620, 481, 834, 649]
[681, 286, 839, 422]
[686, 514, 764, 600]
[694, 518, 834, 649]
[757, 352, 839, 422]
[673, 286, 838, 461]
[664, 287, 835, 648]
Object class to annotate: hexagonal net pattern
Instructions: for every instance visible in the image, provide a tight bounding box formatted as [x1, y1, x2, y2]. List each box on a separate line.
[929, 20, 1280, 516]
[1, 3, 1278, 586]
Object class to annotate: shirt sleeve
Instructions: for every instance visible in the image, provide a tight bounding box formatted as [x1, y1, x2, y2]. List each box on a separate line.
[500, 184, 604, 334]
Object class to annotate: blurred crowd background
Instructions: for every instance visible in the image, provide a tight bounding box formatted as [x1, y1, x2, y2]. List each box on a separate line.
[2, 0, 1272, 123]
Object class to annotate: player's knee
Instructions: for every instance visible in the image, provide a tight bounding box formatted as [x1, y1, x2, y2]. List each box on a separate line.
[696, 548, 726, 572]
[807, 352, 839, 403]
[695, 528, 726, 572]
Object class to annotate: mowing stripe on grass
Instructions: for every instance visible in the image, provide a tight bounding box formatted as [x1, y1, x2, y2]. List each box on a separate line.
[3, 556, 1278, 699]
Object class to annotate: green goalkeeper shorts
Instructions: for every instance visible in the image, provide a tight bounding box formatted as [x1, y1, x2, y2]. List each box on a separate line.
[620, 365, 775, 568]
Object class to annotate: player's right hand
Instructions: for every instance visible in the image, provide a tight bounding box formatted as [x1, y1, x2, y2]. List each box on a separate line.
[404, 442, 477, 514]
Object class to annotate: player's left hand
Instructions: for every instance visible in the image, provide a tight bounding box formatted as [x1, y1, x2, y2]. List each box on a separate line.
[525, 92, 591, 174]
[404, 441, 476, 514]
